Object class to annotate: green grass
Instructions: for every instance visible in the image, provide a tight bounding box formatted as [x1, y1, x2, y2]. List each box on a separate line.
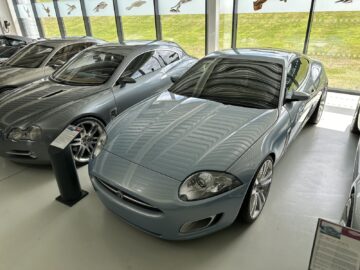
[39, 12, 360, 90]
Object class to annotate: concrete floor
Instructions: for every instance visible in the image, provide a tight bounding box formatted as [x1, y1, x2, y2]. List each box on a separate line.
[0, 93, 359, 270]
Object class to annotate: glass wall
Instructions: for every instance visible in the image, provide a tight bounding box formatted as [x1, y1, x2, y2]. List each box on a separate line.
[85, 0, 117, 41]
[236, 0, 311, 52]
[158, 0, 206, 58]
[58, 0, 86, 37]
[116, 0, 155, 40]
[219, 0, 233, 50]
[35, 0, 60, 37]
[308, 0, 360, 91]
[15, 0, 39, 38]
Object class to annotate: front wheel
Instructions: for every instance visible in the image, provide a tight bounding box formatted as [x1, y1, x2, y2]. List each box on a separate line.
[70, 117, 106, 165]
[309, 89, 327, 124]
[240, 157, 274, 223]
[350, 101, 360, 134]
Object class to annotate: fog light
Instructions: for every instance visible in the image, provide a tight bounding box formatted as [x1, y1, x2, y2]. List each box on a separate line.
[179, 214, 222, 233]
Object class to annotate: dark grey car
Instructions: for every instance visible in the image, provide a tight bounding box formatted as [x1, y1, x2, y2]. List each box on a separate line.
[0, 35, 35, 63]
[0, 41, 197, 164]
[0, 37, 101, 93]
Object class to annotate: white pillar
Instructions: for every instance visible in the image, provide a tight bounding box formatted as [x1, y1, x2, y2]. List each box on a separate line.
[207, 0, 220, 54]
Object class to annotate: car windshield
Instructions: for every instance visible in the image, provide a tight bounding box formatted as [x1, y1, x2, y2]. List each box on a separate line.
[0, 47, 17, 58]
[6, 44, 53, 68]
[169, 57, 283, 109]
[52, 50, 124, 86]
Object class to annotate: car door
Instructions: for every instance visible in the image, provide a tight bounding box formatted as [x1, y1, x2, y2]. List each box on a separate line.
[43, 43, 94, 77]
[111, 50, 169, 114]
[284, 57, 316, 143]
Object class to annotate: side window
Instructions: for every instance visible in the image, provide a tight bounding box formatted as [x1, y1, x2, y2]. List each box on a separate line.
[157, 50, 180, 66]
[286, 57, 309, 92]
[47, 43, 90, 66]
[122, 51, 162, 79]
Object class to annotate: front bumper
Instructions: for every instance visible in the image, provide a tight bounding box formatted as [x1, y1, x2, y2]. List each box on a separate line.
[89, 150, 247, 240]
[0, 135, 51, 164]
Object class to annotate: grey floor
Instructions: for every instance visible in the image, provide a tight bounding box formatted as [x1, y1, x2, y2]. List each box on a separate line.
[0, 93, 359, 270]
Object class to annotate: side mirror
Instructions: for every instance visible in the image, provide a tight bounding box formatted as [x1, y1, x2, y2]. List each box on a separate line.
[286, 91, 310, 102]
[170, 76, 180, 83]
[117, 76, 136, 87]
[50, 59, 65, 70]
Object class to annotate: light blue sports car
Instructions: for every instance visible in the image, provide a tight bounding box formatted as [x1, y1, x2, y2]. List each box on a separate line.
[88, 49, 328, 240]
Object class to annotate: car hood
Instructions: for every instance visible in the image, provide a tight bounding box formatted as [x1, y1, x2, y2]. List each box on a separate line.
[0, 79, 105, 127]
[0, 66, 39, 86]
[104, 91, 278, 181]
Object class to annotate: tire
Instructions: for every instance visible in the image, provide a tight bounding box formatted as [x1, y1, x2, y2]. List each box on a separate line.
[346, 193, 355, 227]
[309, 88, 327, 124]
[350, 101, 360, 134]
[240, 156, 274, 223]
[70, 117, 106, 165]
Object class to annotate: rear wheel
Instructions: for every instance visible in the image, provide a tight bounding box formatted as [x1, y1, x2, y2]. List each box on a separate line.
[70, 117, 106, 165]
[350, 101, 360, 134]
[309, 89, 327, 124]
[240, 157, 273, 223]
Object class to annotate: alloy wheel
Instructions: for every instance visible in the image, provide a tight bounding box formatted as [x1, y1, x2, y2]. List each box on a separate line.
[70, 118, 105, 164]
[249, 159, 273, 220]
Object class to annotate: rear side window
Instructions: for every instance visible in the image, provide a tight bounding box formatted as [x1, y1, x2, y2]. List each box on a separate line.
[286, 57, 309, 92]
[157, 50, 180, 66]
[122, 51, 162, 79]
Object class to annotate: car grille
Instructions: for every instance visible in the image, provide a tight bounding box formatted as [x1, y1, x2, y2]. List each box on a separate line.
[95, 177, 162, 213]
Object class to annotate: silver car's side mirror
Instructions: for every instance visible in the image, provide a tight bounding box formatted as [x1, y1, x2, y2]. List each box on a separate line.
[286, 91, 310, 102]
[50, 59, 65, 70]
[117, 76, 136, 87]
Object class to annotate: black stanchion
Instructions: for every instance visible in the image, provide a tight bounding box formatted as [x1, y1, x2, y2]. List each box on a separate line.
[48, 127, 88, 207]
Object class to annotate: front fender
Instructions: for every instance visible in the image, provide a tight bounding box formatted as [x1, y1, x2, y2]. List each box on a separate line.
[227, 108, 291, 188]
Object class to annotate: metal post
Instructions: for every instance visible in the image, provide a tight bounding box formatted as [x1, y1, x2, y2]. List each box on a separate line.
[205, 0, 208, 55]
[303, 0, 316, 54]
[153, 0, 162, 40]
[113, 0, 124, 42]
[231, 0, 238, 49]
[206, 0, 219, 54]
[12, 0, 26, 36]
[49, 144, 88, 207]
[30, 0, 44, 38]
[80, 0, 92, 37]
[53, 0, 66, 38]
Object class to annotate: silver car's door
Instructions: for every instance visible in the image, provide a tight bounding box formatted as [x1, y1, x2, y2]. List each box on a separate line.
[111, 51, 170, 115]
[284, 57, 316, 143]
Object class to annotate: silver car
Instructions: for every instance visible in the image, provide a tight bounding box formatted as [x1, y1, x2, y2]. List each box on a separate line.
[341, 135, 360, 230]
[0, 41, 197, 164]
[89, 49, 328, 240]
[0, 35, 35, 63]
[0, 37, 101, 93]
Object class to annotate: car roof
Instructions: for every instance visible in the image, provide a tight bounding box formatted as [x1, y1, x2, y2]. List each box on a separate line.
[208, 48, 302, 66]
[88, 40, 183, 55]
[35, 36, 103, 48]
[0, 35, 34, 43]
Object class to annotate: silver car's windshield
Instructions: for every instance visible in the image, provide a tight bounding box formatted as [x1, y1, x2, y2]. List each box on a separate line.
[6, 44, 53, 68]
[169, 58, 283, 109]
[52, 50, 124, 86]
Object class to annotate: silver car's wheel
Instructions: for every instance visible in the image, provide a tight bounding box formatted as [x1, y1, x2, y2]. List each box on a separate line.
[309, 89, 327, 124]
[240, 157, 273, 223]
[70, 117, 106, 164]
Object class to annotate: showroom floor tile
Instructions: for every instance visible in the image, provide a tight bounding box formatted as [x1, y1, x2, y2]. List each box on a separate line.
[0, 93, 359, 270]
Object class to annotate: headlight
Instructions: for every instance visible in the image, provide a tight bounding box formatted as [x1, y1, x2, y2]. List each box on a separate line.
[179, 171, 242, 201]
[92, 132, 107, 158]
[8, 126, 42, 141]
